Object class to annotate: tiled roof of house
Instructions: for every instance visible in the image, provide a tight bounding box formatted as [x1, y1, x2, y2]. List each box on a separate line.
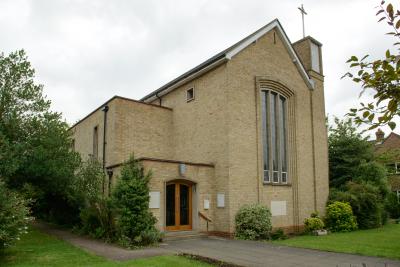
[374, 132, 400, 155]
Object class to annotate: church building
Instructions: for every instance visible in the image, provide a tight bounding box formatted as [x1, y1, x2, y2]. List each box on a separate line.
[70, 19, 329, 235]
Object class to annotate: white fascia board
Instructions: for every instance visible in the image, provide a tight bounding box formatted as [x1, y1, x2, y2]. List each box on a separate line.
[225, 20, 315, 90]
[144, 57, 229, 103]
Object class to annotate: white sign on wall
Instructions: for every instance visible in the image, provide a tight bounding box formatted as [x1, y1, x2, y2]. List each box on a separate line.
[217, 193, 225, 208]
[271, 201, 287, 216]
[204, 199, 210, 210]
[149, 191, 160, 209]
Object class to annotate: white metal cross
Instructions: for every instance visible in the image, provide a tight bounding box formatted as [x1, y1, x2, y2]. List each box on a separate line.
[298, 4, 307, 38]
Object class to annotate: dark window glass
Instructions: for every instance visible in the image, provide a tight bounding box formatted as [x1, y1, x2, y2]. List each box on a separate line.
[179, 184, 189, 225]
[166, 184, 175, 226]
[261, 91, 270, 182]
[93, 126, 98, 159]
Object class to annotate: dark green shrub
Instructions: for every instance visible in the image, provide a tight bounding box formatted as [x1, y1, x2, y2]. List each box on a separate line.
[112, 155, 161, 247]
[73, 159, 115, 240]
[235, 204, 272, 240]
[270, 228, 287, 240]
[0, 180, 31, 250]
[325, 201, 357, 232]
[304, 217, 325, 232]
[386, 192, 400, 219]
[329, 182, 387, 229]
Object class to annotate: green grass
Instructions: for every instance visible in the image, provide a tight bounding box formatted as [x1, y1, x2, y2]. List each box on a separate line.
[274, 223, 400, 260]
[0, 228, 211, 267]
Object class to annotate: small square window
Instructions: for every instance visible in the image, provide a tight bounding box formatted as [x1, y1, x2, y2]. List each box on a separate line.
[186, 87, 194, 102]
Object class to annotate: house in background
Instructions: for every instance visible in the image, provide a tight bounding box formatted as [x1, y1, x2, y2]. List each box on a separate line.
[70, 19, 329, 236]
[374, 129, 400, 198]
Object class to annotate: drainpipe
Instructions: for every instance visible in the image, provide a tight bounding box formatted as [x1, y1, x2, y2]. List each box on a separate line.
[101, 105, 109, 195]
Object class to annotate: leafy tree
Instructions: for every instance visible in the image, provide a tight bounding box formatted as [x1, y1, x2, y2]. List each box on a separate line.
[112, 155, 160, 247]
[344, 1, 400, 130]
[0, 50, 81, 224]
[328, 118, 374, 187]
[328, 118, 391, 228]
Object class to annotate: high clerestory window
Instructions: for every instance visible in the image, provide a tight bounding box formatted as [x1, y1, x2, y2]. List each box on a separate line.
[261, 90, 288, 184]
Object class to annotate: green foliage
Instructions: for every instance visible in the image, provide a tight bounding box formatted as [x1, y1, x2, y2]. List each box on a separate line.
[1, 228, 210, 267]
[0, 179, 31, 250]
[0, 50, 81, 225]
[328, 118, 374, 188]
[386, 192, 400, 219]
[304, 217, 325, 232]
[270, 228, 288, 240]
[112, 155, 160, 247]
[343, 2, 400, 130]
[330, 183, 386, 229]
[234, 204, 272, 240]
[72, 159, 115, 240]
[325, 201, 358, 232]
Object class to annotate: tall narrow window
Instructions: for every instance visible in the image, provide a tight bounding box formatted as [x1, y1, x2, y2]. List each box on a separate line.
[261, 90, 288, 184]
[261, 92, 270, 182]
[93, 126, 98, 159]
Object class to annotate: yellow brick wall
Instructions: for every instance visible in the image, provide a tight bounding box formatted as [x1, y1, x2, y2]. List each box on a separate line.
[72, 27, 329, 235]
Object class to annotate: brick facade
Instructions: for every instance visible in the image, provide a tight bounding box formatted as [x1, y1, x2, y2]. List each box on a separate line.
[70, 20, 329, 235]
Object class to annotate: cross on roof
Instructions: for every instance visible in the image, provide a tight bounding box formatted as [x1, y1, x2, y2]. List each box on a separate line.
[298, 4, 307, 38]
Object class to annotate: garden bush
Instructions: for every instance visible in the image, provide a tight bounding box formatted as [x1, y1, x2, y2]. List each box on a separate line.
[386, 192, 400, 219]
[325, 201, 357, 232]
[329, 182, 387, 229]
[73, 159, 115, 240]
[0, 180, 31, 250]
[304, 217, 325, 232]
[270, 228, 287, 240]
[112, 156, 161, 247]
[234, 204, 272, 240]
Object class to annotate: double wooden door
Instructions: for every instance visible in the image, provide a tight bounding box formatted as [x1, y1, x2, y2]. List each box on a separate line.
[165, 182, 192, 231]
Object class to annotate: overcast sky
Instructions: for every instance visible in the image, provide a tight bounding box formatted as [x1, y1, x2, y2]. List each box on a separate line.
[0, 0, 396, 136]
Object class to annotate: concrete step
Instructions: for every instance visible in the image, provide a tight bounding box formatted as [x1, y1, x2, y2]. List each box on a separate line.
[163, 231, 208, 241]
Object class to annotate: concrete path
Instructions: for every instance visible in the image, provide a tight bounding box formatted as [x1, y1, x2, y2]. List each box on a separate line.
[34, 222, 172, 261]
[35, 222, 400, 267]
[164, 236, 400, 267]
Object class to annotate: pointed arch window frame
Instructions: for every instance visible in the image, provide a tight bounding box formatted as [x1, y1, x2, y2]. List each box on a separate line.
[261, 89, 289, 185]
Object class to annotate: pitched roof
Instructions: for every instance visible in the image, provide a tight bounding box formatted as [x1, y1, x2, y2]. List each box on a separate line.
[375, 132, 400, 155]
[141, 19, 315, 103]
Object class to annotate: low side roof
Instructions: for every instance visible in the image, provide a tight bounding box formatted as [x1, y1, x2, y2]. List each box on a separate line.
[69, 95, 172, 130]
[141, 19, 315, 103]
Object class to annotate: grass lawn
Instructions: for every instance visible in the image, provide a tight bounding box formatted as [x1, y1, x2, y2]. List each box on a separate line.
[274, 223, 400, 260]
[0, 228, 211, 267]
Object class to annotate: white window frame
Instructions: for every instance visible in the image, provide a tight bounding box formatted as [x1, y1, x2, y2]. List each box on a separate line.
[261, 90, 288, 184]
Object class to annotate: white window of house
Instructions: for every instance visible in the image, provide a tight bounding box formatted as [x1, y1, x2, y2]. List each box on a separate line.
[186, 87, 195, 102]
[261, 90, 288, 184]
[387, 162, 400, 174]
[311, 42, 320, 73]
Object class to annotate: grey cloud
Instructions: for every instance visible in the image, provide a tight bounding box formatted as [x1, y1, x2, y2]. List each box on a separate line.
[0, 0, 397, 136]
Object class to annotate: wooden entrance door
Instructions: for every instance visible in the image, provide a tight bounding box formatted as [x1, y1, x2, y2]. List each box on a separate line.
[165, 182, 192, 231]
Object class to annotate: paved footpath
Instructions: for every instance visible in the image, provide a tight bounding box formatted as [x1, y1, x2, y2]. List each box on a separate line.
[35, 222, 400, 267]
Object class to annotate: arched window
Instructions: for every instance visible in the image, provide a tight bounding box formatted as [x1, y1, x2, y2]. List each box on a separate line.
[261, 90, 288, 184]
